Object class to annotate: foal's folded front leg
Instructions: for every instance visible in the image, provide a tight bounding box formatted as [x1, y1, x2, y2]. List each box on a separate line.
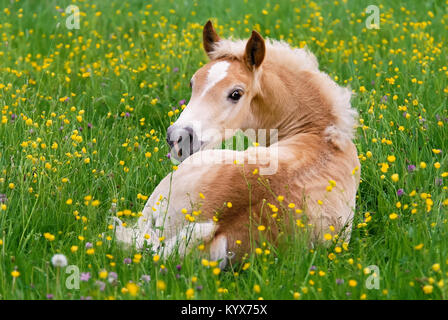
[114, 172, 179, 250]
[115, 156, 218, 252]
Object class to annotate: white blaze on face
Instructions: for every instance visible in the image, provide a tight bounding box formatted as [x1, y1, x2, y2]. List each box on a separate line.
[173, 60, 232, 150]
[200, 61, 230, 98]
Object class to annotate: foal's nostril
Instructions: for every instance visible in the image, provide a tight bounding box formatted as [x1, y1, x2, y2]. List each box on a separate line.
[166, 132, 174, 148]
[166, 126, 175, 148]
[166, 137, 174, 148]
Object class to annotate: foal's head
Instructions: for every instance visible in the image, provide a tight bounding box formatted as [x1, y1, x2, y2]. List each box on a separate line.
[166, 21, 266, 161]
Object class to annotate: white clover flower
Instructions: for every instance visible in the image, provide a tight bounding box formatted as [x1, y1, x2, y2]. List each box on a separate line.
[51, 254, 68, 267]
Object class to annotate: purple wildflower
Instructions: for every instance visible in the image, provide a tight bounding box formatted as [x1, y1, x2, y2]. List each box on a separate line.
[87, 123, 93, 129]
[176, 264, 182, 271]
[46, 294, 54, 299]
[173, 67, 179, 73]
[124, 258, 132, 264]
[11, 113, 17, 120]
[397, 189, 404, 197]
[141, 275, 151, 283]
[108, 272, 118, 284]
[179, 99, 186, 106]
[85, 242, 93, 249]
[336, 279, 344, 285]
[0, 194, 7, 203]
[80, 272, 91, 282]
[407, 164, 416, 173]
[95, 280, 106, 291]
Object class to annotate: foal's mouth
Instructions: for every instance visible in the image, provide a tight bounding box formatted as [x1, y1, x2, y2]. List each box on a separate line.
[171, 139, 192, 159]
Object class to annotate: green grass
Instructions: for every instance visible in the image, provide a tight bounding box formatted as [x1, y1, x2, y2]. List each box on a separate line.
[0, 0, 447, 300]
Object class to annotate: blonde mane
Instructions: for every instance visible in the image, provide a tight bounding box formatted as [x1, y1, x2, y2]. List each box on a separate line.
[209, 38, 357, 148]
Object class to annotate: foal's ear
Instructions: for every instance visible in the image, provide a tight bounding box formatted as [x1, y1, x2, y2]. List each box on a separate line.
[244, 31, 266, 70]
[203, 20, 221, 58]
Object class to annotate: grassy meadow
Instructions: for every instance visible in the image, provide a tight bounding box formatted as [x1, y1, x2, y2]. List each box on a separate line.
[0, 0, 447, 300]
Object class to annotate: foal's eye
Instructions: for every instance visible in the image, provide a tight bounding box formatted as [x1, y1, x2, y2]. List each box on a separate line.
[228, 89, 243, 102]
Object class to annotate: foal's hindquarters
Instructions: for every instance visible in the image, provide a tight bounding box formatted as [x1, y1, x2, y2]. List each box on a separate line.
[115, 134, 360, 268]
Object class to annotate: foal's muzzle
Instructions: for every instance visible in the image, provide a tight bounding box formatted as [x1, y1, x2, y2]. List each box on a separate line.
[166, 126, 200, 162]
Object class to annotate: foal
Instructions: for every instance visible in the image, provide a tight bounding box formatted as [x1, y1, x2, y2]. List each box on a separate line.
[115, 21, 360, 268]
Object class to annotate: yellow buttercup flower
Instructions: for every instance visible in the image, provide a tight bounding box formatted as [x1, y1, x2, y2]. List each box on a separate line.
[423, 285, 433, 294]
[156, 280, 166, 291]
[387, 155, 396, 163]
[414, 243, 424, 250]
[186, 288, 195, 299]
[348, 280, 357, 287]
[126, 282, 139, 296]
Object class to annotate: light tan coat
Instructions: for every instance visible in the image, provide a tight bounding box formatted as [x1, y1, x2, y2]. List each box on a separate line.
[115, 21, 360, 267]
